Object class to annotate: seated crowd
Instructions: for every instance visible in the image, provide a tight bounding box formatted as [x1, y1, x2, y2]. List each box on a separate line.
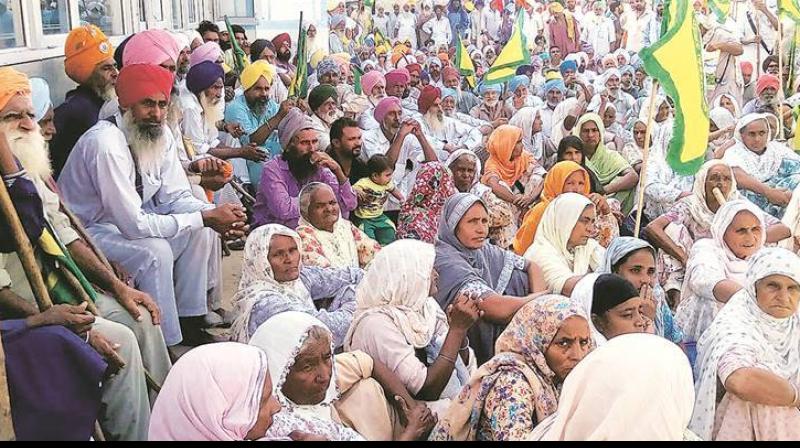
[2, 0, 800, 441]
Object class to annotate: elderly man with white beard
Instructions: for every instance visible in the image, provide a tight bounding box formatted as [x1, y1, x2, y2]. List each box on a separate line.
[440, 87, 493, 135]
[357, 70, 387, 131]
[416, 85, 483, 154]
[307, 84, 342, 151]
[57, 64, 248, 350]
[591, 69, 636, 126]
[0, 68, 153, 441]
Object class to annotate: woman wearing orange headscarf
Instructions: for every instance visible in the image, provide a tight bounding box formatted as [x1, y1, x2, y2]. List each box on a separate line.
[513, 161, 618, 256]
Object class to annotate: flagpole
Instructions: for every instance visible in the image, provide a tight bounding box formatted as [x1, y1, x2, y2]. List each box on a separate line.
[779, 19, 785, 140]
[634, 79, 661, 238]
[756, 14, 762, 78]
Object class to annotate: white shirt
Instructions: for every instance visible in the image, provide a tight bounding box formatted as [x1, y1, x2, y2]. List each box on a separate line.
[481, 8, 501, 41]
[583, 13, 616, 57]
[57, 112, 213, 240]
[309, 112, 332, 151]
[178, 90, 219, 157]
[419, 115, 483, 153]
[423, 16, 452, 48]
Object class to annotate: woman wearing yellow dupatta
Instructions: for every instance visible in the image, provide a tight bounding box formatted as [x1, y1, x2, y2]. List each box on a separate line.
[572, 113, 639, 216]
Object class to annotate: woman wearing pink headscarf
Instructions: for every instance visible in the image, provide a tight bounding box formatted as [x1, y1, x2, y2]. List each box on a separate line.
[148, 343, 282, 441]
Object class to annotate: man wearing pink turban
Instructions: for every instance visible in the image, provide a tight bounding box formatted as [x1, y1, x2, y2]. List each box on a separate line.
[361, 96, 440, 221]
[190, 41, 224, 68]
[122, 29, 182, 71]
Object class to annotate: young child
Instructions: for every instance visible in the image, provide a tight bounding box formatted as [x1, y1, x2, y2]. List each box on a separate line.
[353, 154, 404, 245]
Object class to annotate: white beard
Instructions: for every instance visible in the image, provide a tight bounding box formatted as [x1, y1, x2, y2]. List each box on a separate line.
[484, 98, 499, 108]
[96, 83, 118, 103]
[318, 108, 342, 126]
[423, 110, 445, 137]
[200, 92, 224, 132]
[1, 124, 52, 179]
[122, 112, 167, 176]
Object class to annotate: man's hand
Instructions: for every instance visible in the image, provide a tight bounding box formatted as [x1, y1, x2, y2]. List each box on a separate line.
[110, 261, 133, 287]
[399, 119, 417, 139]
[446, 293, 481, 332]
[202, 204, 248, 238]
[396, 396, 437, 441]
[26, 302, 94, 337]
[238, 143, 269, 162]
[491, 118, 508, 128]
[279, 98, 297, 118]
[310, 151, 344, 178]
[223, 122, 245, 138]
[88, 330, 126, 376]
[113, 285, 161, 325]
[190, 157, 226, 175]
[765, 187, 792, 207]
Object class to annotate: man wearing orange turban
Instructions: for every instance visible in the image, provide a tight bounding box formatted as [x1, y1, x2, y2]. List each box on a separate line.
[57, 63, 249, 353]
[51, 25, 117, 178]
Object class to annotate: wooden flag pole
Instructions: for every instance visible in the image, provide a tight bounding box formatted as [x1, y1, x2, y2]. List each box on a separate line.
[778, 19, 785, 140]
[756, 16, 762, 78]
[633, 79, 661, 238]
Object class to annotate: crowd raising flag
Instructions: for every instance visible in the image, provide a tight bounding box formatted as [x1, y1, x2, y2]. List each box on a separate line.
[455, 34, 477, 88]
[289, 12, 309, 99]
[484, 12, 530, 84]
[639, 0, 709, 175]
[224, 15, 246, 74]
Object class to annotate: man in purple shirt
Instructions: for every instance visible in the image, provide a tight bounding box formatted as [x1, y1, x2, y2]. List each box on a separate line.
[253, 108, 356, 229]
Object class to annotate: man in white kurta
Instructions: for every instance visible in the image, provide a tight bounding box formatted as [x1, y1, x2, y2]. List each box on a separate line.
[57, 65, 246, 347]
[423, 5, 453, 49]
[416, 85, 483, 154]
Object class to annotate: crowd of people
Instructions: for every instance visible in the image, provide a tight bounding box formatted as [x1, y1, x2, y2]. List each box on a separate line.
[1, 0, 800, 441]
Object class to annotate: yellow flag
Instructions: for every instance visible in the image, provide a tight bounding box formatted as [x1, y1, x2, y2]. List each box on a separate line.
[779, 0, 800, 21]
[455, 34, 477, 88]
[484, 13, 530, 85]
[639, 0, 709, 175]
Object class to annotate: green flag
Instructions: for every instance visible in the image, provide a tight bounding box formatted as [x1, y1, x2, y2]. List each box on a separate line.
[224, 16, 246, 75]
[484, 12, 530, 85]
[707, 0, 731, 21]
[455, 34, 477, 89]
[779, 0, 800, 20]
[289, 18, 309, 99]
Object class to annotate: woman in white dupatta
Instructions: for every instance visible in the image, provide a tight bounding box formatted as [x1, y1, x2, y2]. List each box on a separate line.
[676, 200, 767, 343]
[509, 105, 556, 170]
[527, 333, 695, 441]
[690, 247, 800, 441]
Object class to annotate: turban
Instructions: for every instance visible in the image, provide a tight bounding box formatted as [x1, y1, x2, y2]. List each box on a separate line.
[249, 39, 270, 63]
[0, 68, 31, 112]
[544, 78, 567, 94]
[310, 49, 327, 69]
[29, 77, 52, 122]
[317, 57, 341, 79]
[241, 60, 276, 91]
[559, 59, 578, 74]
[508, 75, 529, 94]
[116, 64, 174, 109]
[440, 87, 458, 100]
[308, 84, 338, 111]
[190, 41, 223, 67]
[361, 59, 376, 72]
[740, 61, 754, 76]
[391, 52, 407, 67]
[515, 64, 532, 75]
[272, 33, 291, 49]
[580, 41, 594, 54]
[443, 66, 460, 80]
[361, 70, 385, 96]
[756, 74, 780, 96]
[123, 29, 180, 67]
[172, 31, 190, 51]
[374, 96, 402, 123]
[330, 14, 347, 29]
[418, 85, 441, 114]
[620, 64, 635, 77]
[603, 68, 622, 83]
[549, 1, 565, 13]
[186, 61, 224, 95]
[479, 83, 503, 95]
[406, 63, 422, 75]
[544, 70, 563, 81]
[385, 68, 411, 88]
[427, 57, 443, 69]
[114, 34, 134, 69]
[64, 25, 114, 85]
[438, 52, 450, 64]
[277, 107, 315, 148]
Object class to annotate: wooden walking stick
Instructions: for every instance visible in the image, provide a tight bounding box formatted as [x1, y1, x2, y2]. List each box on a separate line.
[633, 79, 661, 238]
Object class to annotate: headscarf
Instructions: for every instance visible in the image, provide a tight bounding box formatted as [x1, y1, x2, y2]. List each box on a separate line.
[240, 60, 275, 91]
[569, 273, 606, 344]
[445, 149, 490, 196]
[397, 162, 459, 243]
[434, 193, 523, 307]
[0, 68, 31, 112]
[115, 64, 174, 109]
[344, 240, 442, 350]
[528, 333, 694, 441]
[230, 225, 313, 343]
[481, 125, 530, 186]
[373, 96, 401, 123]
[528, 193, 603, 293]
[572, 113, 635, 214]
[417, 85, 441, 114]
[508, 75, 530, 95]
[190, 41, 224, 67]
[430, 295, 592, 441]
[148, 343, 270, 441]
[695, 199, 766, 280]
[690, 247, 800, 440]
[361, 70, 385, 96]
[29, 77, 51, 122]
[711, 93, 741, 118]
[709, 106, 736, 130]
[123, 29, 181, 66]
[185, 61, 224, 95]
[680, 160, 742, 231]
[249, 312, 357, 440]
[308, 84, 338, 111]
[277, 107, 314, 148]
[297, 183, 360, 268]
[509, 106, 545, 161]
[513, 161, 590, 255]
[64, 25, 114, 84]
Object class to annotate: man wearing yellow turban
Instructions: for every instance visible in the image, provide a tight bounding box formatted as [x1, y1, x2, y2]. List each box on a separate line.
[547, 0, 579, 56]
[225, 60, 296, 185]
[51, 25, 117, 179]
